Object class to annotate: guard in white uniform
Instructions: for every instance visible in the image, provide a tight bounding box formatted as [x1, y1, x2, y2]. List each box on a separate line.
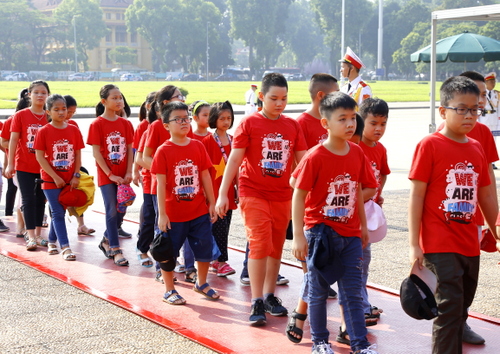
[339, 47, 372, 107]
[484, 72, 500, 168]
[244, 84, 258, 116]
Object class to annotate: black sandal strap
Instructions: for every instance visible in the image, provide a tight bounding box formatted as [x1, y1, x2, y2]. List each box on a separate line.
[292, 310, 307, 321]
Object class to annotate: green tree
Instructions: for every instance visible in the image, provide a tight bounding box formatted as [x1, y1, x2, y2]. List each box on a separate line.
[54, 0, 108, 71]
[108, 46, 137, 68]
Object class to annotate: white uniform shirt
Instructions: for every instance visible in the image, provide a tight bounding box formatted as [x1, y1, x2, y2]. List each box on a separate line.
[340, 76, 372, 106]
[481, 89, 499, 132]
[244, 89, 257, 115]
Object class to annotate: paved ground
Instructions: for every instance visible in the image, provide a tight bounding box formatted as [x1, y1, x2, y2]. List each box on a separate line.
[0, 102, 499, 353]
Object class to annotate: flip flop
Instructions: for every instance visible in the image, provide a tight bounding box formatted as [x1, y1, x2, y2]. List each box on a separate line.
[193, 282, 220, 300]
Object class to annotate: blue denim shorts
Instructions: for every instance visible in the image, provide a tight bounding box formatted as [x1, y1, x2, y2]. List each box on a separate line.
[169, 213, 214, 263]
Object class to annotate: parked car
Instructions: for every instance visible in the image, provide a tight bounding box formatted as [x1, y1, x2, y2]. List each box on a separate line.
[68, 73, 90, 81]
[120, 73, 143, 81]
[4, 72, 28, 81]
[179, 74, 204, 81]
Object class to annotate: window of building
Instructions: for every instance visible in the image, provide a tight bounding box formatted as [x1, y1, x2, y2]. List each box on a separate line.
[106, 13, 111, 20]
[115, 26, 127, 45]
[106, 27, 112, 44]
[131, 32, 137, 44]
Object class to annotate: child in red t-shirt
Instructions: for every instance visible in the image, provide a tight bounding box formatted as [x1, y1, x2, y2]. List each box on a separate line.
[150, 101, 219, 305]
[190, 100, 211, 141]
[35, 94, 85, 260]
[87, 84, 134, 267]
[5, 81, 51, 251]
[409, 76, 499, 353]
[202, 101, 237, 277]
[292, 92, 377, 354]
[216, 73, 308, 326]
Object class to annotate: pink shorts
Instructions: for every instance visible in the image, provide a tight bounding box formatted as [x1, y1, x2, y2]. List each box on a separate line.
[239, 196, 291, 260]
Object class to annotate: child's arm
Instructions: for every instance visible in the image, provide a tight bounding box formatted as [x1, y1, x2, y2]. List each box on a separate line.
[216, 147, 245, 217]
[135, 151, 148, 169]
[294, 150, 306, 165]
[1, 138, 8, 150]
[201, 169, 217, 223]
[291, 186, 308, 261]
[124, 144, 133, 184]
[377, 174, 388, 205]
[35, 150, 65, 188]
[156, 173, 170, 231]
[70, 150, 82, 189]
[5, 132, 19, 178]
[408, 179, 427, 268]
[478, 185, 500, 252]
[357, 184, 369, 249]
[143, 147, 154, 170]
[362, 187, 376, 202]
[132, 153, 141, 187]
[91, 145, 125, 185]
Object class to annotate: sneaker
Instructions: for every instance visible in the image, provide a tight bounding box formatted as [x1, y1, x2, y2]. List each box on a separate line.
[174, 262, 185, 273]
[210, 261, 220, 273]
[118, 227, 132, 238]
[217, 263, 236, 277]
[0, 220, 9, 232]
[240, 276, 250, 285]
[263, 294, 288, 316]
[312, 341, 334, 354]
[463, 322, 485, 344]
[328, 287, 338, 299]
[276, 274, 289, 285]
[353, 344, 379, 354]
[249, 299, 266, 326]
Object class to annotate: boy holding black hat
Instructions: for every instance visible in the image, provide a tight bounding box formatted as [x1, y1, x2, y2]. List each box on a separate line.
[409, 76, 500, 354]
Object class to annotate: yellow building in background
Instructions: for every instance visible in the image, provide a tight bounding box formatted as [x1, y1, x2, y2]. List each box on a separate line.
[32, 0, 153, 72]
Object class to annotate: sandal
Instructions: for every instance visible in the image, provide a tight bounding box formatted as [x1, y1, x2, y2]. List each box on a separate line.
[365, 313, 378, 326]
[193, 282, 220, 300]
[16, 229, 27, 238]
[137, 252, 153, 268]
[47, 243, 59, 255]
[42, 214, 48, 228]
[77, 226, 95, 236]
[286, 309, 307, 343]
[370, 305, 383, 318]
[163, 290, 186, 305]
[98, 237, 112, 259]
[61, 247, 76, 261]
[26, 239, 37, 251]
[336, 326, 351, 345]
[35, 236, 48, 247]
[107, 248, 129, 267]
[185, 270, 197, 283]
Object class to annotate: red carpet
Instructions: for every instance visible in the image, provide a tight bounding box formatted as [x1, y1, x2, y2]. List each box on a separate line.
[0, 212, 498, 353]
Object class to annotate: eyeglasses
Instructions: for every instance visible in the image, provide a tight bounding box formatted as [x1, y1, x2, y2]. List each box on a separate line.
[167, 117, 192, 124]
[172, 94, 185, 101]
[443, 106, 483, 116]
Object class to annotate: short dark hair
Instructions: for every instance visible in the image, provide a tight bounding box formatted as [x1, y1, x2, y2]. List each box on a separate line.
[440, 76, 480, 106]
[46, 94, 66, 111]
[319, 92, 357, 120]
[359, 98, 389, 120]
[354, 113, 365, 138]
[161, 101, 189, 124]
[261, 73, 288, 95]
[309, 73, 338, 99]
[208, 101, 234, 129]
[460, 71, 485, 83]
[189, 100, 211, 117]
[63, 95, 77, 108]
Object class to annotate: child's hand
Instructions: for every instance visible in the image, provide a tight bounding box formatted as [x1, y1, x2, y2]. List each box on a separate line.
[123, 172, 132, 185]
[54, 176, 66, 189]
[69, 176, 79, 189]
[292, 231, 308, 261]
[132, 172, 141, 186]
[361, 226, 369, 249]
[158, 213, 171, 232]
[377, 195, 384, 206]
[4, 165, 14, 179]
[215, 195, 229, 218]
[409, 245, 424, 269]
[110, 175, 125, 185]
[208, 204, 218, 223]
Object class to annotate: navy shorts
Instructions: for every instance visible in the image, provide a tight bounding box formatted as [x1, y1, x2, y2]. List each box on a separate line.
[169, 213, 214, 263]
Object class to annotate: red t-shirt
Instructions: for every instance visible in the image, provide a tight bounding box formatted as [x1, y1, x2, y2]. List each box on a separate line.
[192, 132, 212, 141]
[359, 141, 391, 203]
[409, 132, 490, 257]
[202, 133, 237, 210]
[34, 124, 85, 189]
[137, 130, 151, 194]
[87, 116, 134, 187]
[296, 112, 328, 150]
[233, 112, 308, 201]
[1, 117, 12, 142]
[146, 119, 194, 195]
[133, 119, 149, 150]
[0, 121, 3, 131]
[68, 119, 79, 128]
[11, 108, 49, 173]
[150, 139, 212, 223]
[293, 143, 377, 236]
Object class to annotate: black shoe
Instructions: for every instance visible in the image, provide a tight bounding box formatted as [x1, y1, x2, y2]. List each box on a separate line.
[493, 164, 498, 170]
[118, 227, 132, 238]
[328, 287, 338, 299]
[0, 220, 10, 232]
[263, 294, 288, 316]
[463, 322, 485, 344]
[249, 299, 266, 326]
